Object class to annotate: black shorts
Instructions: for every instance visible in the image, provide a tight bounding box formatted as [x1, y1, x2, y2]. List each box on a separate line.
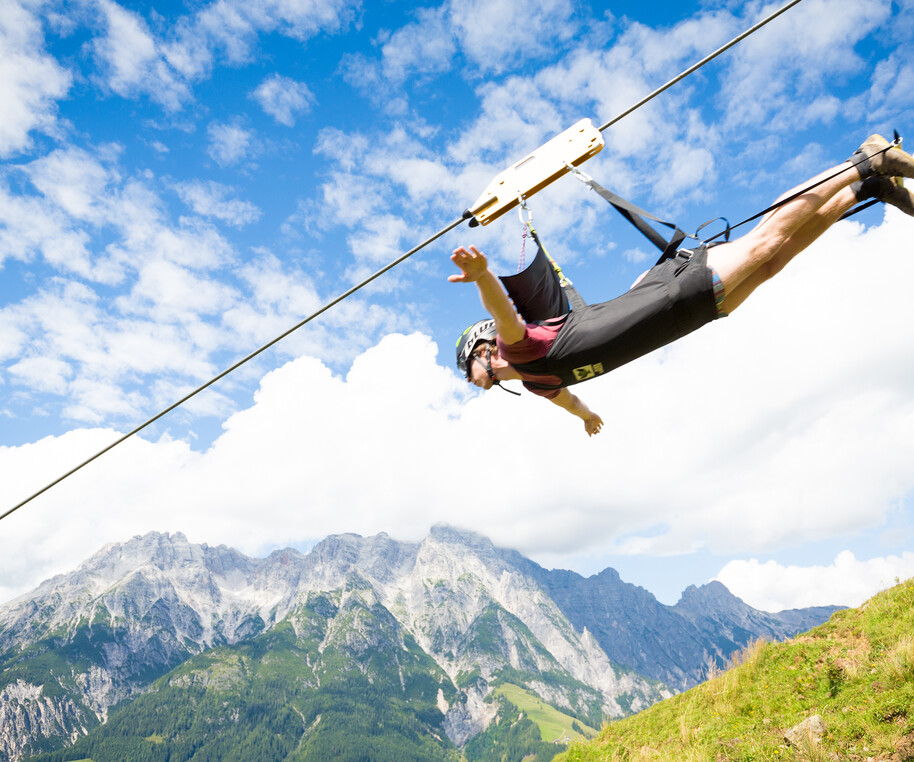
[520, 247, 720, 386]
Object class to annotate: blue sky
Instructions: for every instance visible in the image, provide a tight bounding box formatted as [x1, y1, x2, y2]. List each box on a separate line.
[2, 0, 914, 611]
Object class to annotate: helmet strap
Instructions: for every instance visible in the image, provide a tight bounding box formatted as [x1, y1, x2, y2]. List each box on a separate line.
[482, 347, 521, 396]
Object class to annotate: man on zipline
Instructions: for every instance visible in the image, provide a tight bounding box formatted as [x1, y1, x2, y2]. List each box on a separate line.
[451, 134, 914, 436]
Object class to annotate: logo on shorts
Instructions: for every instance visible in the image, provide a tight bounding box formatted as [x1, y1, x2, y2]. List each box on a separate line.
[572, 363, 604, 381]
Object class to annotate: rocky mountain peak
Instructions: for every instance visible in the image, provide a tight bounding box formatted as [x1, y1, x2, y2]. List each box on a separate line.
[423, 524, 534, 577]
[307, 531, 419, 585]
[428, 524, 494, 550]
[70, 531, 260, 595]
[676, 580, 745, 612]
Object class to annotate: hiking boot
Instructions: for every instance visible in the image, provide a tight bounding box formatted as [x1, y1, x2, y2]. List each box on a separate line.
[849, 134, 914, 179]
[852, 175, 914, 217]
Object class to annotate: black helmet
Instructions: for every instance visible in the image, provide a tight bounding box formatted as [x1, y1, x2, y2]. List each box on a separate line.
[456, 319, 496, 378]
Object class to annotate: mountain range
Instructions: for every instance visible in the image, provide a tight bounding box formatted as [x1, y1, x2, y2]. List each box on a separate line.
[0, 526, 841, 761]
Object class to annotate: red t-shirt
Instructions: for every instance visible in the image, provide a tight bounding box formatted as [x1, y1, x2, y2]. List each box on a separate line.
[496, 323, 564, 398]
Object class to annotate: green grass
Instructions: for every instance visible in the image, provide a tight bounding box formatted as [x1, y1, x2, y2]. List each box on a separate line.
[557, 578, 914, 761]
[495, 683, 598, 742]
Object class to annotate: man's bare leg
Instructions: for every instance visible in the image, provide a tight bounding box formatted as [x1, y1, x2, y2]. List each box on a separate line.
[711, 186, 857, 313]
[707, 135, 914, 314]
[707, 162, 862, 309]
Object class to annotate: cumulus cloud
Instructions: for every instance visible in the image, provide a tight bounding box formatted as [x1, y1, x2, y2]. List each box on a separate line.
[716, 552, 914, 612]
[83, 0, 358, 111]
[8, 356, 73, 395]
[207, 121, 255, 166]
[2, 213, 913, 605]
[448, 0, 578, 73]
[24, 146, 117, 224]
[372, 6, 456, 84]
[174, 180, 261, 226]
[90, 0, 190, 110]
[720, 0, 893, 132]
[251, 74, 315, 126]
[0, 140, 407, 430]
[0, 0, 72, 157]
[365, 0, 577, 84]
[159, 0, 359, 84]
[0, 181, 94, 276]
[2, 145, 235, 281]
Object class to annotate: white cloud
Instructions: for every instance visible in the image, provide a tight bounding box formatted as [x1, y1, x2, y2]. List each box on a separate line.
[0, 0, 72, 157]
[716, 552, 914, 612]
[174, 180, 261, 226]
[235, 252, 321, 317]
[0, 182, 94, 276]
[2, 213, 914, 604]
[169, 0, 359, 76]
[207, 121, 255, 166]
[0, 273, 227, 425]
[91, 0, 190, 110]
[251, 73, 315, 126]
[7, 356, 73, 395]
[86, 0, 359, 109]
[448, 0, 577, 74]
[0, 139, 407, 429]
[106, 184, 235, 271]
[622, 248, 650, 265]
[3, 145, 242, 281]
[341, 0, 580, 108]
[25, 146, 117, 224]
[721, 0, 893, 131]
[375, 6, 455, 83]
[121, 259, 239, 322]
[855, 51, 914, 125]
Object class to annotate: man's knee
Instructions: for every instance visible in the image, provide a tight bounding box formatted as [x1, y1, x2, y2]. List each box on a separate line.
[707, 232, 779, 291]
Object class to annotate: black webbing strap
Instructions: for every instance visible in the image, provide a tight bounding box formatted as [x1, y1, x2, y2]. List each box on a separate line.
[582, 179, 689, 265]
[838, 198, 879, 221]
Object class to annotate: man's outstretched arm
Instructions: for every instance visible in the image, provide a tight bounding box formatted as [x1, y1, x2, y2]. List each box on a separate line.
[449, 246, 525, 344]
[548, 388, 603, 436]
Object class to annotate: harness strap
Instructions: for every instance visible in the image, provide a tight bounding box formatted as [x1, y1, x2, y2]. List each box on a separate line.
[564, 164, 691, 265]
[838, 198, 880, 221]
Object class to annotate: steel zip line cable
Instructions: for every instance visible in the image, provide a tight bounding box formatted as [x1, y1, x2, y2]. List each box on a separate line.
[0, 213, 470, 523]
[597, 0, 806, 133]
[1, 0, 805, 523]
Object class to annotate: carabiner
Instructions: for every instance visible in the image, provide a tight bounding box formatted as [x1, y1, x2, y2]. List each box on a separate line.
[564, 161, 595, 189]
[517, 194, 533, 227]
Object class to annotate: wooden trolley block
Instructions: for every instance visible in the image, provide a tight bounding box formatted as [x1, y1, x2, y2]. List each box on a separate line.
[469, 118, 604, 226]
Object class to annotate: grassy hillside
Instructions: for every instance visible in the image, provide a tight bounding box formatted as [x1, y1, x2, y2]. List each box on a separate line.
[558, 579, 914, 761]
[495, 683, 597, 743]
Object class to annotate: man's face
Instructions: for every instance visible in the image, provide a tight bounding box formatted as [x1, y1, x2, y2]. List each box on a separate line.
[467, 346, 494, 389]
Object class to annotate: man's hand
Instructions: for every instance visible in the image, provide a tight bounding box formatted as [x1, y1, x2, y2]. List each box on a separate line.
[449, 245, 526, 344]
[583, 413, 603, 437]
[449, 245, 488, 283]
